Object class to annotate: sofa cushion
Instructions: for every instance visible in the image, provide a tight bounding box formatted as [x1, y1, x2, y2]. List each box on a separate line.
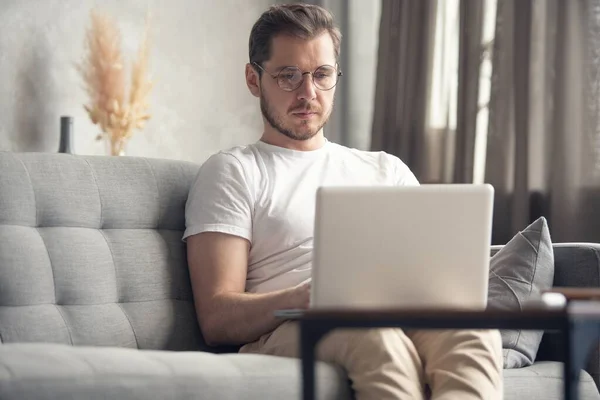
[503, 361, 600, 400]
[0, 152, 208, 351]
[3, 344, 598, 400]
[535, 243, 600, 387]
[0, 343, 351, 400]
[487, 217, 555, 368]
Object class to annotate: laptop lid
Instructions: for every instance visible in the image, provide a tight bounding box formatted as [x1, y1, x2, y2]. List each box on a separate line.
[310, 184, 494, 311]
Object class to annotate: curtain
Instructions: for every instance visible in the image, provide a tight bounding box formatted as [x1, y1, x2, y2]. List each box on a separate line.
[486, 0, 600, 244]
[372, 0, 600, 244]
[453, 1, 484, 183]
[371, 0, 489, 184]
[370, 0, 437, 180]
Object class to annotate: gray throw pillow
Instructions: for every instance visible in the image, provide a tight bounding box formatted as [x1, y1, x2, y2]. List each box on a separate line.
[487, 216, 554, 368]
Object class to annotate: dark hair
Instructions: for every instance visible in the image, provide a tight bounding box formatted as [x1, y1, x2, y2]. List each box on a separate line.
[249, 3, 342, 72]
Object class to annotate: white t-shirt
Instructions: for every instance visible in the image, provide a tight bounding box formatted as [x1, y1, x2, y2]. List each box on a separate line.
[183, 139, 419, 294]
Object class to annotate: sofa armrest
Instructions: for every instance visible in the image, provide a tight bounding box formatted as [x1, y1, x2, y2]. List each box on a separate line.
[551, 243, 600, 289]
[490, 243, 600, 289]
[492, 243, 600, 389]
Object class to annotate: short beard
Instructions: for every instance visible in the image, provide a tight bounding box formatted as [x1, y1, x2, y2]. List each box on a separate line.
[260, 91, 331, 142]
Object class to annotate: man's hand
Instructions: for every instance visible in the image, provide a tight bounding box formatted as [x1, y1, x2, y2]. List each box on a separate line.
[289, 280, 311, 309]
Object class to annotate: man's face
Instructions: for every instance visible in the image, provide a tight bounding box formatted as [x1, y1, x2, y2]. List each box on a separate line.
[257, 32, 337, 141]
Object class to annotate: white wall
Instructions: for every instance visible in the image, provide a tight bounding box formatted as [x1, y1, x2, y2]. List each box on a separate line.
[0, 0, 381, 163]
[0, 0, 274, 163]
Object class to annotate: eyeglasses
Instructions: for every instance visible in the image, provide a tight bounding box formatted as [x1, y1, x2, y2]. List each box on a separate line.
[252, 62, 342, 92]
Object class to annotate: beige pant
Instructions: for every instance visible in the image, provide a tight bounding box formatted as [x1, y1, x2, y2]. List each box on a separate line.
[240, 322, 503, 400]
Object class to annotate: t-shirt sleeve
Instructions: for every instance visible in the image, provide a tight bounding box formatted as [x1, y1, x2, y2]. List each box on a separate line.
[183, 152, 253, 243]
[394, 157, 420, 186]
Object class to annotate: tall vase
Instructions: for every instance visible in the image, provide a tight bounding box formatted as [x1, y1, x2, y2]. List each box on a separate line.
[58, 116, 73, 154]
[108, 136, 127, 156]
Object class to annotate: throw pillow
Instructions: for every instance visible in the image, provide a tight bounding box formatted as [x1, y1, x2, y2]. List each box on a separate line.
[487, 216, 554, 368]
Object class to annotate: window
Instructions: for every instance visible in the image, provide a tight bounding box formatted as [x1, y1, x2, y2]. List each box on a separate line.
[426, 0, 498, 183]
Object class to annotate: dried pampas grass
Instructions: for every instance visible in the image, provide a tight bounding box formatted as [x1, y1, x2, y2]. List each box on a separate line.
[78, 9, 153, 156]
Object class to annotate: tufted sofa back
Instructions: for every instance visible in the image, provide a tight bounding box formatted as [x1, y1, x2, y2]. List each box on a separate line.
[0, 152, 208, 351]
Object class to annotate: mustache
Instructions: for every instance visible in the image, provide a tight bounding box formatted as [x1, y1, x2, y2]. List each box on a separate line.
[289, 102, 320, 113]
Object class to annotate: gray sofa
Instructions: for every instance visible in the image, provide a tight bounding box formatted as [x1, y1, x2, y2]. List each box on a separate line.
[0, 151, 599, 400]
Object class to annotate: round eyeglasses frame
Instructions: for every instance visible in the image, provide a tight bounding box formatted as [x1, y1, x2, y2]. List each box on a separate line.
[252, 62, 343, 92]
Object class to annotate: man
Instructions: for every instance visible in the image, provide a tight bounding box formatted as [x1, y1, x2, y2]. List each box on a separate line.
[183, 4, 503, 399]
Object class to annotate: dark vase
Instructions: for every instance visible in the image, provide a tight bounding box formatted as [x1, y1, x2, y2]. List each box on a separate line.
[58, 116, 73, 154]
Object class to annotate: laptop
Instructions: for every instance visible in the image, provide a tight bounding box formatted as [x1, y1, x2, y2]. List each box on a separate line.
[276, 184, 494, 317]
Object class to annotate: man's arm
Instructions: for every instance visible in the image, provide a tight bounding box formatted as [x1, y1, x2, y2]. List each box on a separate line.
[187, 231, 309, 346]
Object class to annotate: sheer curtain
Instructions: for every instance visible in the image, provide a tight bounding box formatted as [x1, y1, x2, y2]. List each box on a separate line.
[371, 0, 497, 184]
[370, 0, 437, 180]
[371, 0, 600, 244]
[485, 0, 600, 244]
